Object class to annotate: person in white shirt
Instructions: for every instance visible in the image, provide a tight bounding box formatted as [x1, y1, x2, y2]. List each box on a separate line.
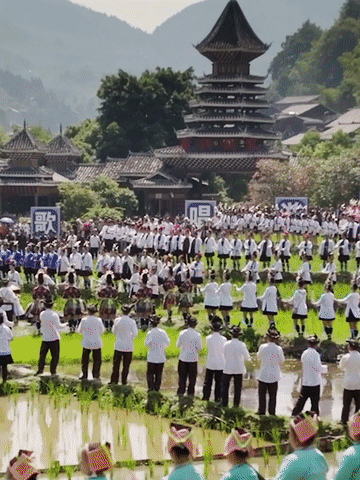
[339, 339, 360, 423]
[321, 252, 337, 284]
[0, 279, 25, 323]
[217, 271, 234, 325]
[258, 233, 272, 268]
[0, 313, 13, 383]
[336, 233, 350, 272]
[257, 327, 285, 415]
[203, 231, 217, 269]
[336, 282, 360, 339]
[145, 315, 170, 391]
[278, 232, 291, 272]
[217, 232, 232, 270]
[258, 274, 280, 328]
[236, 272, 258, 328]
[297, 254, 312, 284]
[230, 233, 242, 270]
[77, 304, 105, 380]
[35, 297, 67, 376]
[81, 244, 93, 289]
[243, 232, 257, 261]
[202, 317, 226, 402]
[313, 280, 335, 340]
[110, 304, 138, 385]
[271, 250, 283, 283]
[200, 270, 219, 320]
[319, 235, 335, 268]
[241, 252, 260, 282]
[190, 253, 204, 295]
[292, 335, 322, 416]
[89, 231, 101, 259]
[8, 263, 23, 289]
[176, 316, 202, 396]
[285, 279, 308, 336]
[222, 325, 250, 408]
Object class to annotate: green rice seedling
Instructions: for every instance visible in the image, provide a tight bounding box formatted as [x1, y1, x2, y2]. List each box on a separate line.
[148, 459, 154, 478]
[121, 424, 128, 449]
[123, 459, 136, 470]
[203, 434, 214, 480]
[163, 460, 171, 477]
[48, 461, 61, 479]
[65, 465, 76, 480]
[262, 448, 270, 467]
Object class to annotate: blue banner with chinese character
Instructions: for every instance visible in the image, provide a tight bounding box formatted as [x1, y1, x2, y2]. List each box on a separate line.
[31, 207, 61, 237]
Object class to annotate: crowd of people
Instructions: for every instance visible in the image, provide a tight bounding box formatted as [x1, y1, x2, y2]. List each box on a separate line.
[3, 208, 360, 479]
[4, 412, 360, 479]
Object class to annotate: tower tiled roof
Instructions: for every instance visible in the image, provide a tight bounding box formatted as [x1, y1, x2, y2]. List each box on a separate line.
[196, 0, 268, 61]
[46, 134, 81, 156]
[1, 125, 47, 152]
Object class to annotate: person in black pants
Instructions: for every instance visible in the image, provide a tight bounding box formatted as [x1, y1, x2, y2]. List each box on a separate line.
[202, 318, 226, 402]
[110, 304, 138, 385]
[176, 316, 202, 396]
[77, 304, 105, 380]
[339, 338, 360, 423]
[145, 315, 170, 391]
[221, 325, 250, 408]
[35, 297, 67, 376]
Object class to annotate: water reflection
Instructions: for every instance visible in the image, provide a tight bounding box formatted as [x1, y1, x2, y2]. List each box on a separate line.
[128, 356, 349, 422]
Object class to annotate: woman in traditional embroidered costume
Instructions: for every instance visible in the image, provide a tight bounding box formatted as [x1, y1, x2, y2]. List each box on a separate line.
[63, 270, 85, 333]
[135, 271, 154, 330]
[98, 272, 118, 331]
[163, 266, 176, 324]
[26, 271, 50, 333]
[178, 268, 193, 324]
[79, 443, 113, 480]
[163, 423, 203, 480]
[220, 427, 262, 480]
[6, 450, 39, 480]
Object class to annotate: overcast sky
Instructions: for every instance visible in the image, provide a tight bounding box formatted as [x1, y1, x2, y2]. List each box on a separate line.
[68, 0, 205, 32]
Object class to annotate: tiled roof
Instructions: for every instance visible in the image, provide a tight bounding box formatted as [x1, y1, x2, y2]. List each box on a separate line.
[0, 165, 53, 178]
[326, 108, 360, 128]
[74, 154, 163, 183]
[281, 133, 306, 146]
[118, 154, 163, 176]
[159, 155, 267, 173]
[196, 0, 268, 57]
[1, 127, 47, 152]
[132, 172, 192, 189]
[275, 95, 321, 106]
[320, 124, 360, 140]
[280, 104, 322, 116]
[46, 134, 81, 156]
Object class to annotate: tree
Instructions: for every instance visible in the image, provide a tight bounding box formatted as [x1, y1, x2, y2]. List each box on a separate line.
[340, 0, 360, 20]
[28, 125, 54, 144]
[65, 119, 101, 162]
[0, 126, 9, 145]
[58, 183, 98, 220]
[96, 67, 195, 159]
[89, 175, 138, 215]
[268, 21, 322, 82]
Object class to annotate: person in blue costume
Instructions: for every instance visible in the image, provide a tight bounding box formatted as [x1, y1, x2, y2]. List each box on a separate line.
[162, 423, 204, 480]
[274, 411, 328, 480]
[335, 410, 360, 479]
[79, 442, 113, 480]
[220, 427, 265, 480]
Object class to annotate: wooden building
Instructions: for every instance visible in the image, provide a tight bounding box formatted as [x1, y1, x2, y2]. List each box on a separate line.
[155, 0, 286, 178]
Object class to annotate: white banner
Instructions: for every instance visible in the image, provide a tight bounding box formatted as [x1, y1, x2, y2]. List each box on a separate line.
[31, 206, 61, 237]
[185, 200, 216, 226]
[275, 197, 308, 214]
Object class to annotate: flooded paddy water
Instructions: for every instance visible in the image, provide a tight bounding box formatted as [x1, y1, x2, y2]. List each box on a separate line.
[59, 355, 346, 422]
[0, 393, 344, 479]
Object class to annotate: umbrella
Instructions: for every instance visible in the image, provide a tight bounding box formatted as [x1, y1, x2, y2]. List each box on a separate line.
[0, 217, 14, 224]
